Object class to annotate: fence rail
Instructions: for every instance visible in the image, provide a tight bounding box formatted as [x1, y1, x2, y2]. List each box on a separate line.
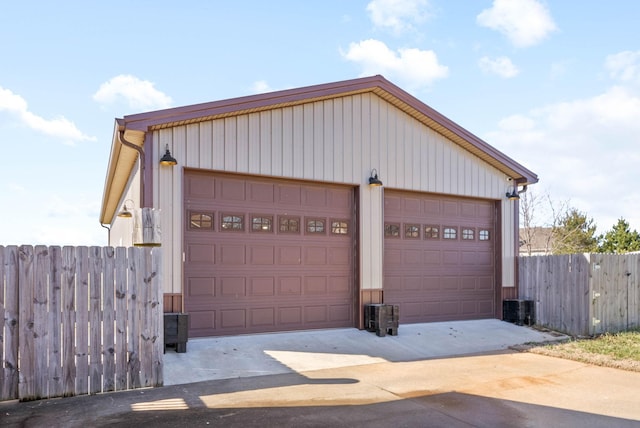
[519, 253, 640, 336]
[0, 245, 163, 402]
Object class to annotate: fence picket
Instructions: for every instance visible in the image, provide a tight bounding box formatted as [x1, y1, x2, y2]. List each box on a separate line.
[89, 247, 103, 395]
[102, 247, 116, 392]
[127, 247, 141, 389]
[49, 247, 63, 397]
[33, 245, 49, 399]
[152, 248, 163, 387]
[114, 247, 128, 391]
[18, 245, 35, 400]
[75, 247, 89, 396]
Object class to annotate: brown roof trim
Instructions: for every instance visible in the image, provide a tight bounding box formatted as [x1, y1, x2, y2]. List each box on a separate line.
[119, 75, 537, 185]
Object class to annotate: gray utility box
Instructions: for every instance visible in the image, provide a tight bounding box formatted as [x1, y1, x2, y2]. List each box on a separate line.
[364, 304, 399, 337]
[502, 300, 535, 326]
[164, 313, 189, 353]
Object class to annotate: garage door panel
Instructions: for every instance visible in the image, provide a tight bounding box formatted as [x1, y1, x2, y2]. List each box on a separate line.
[384, 190, 495, 324]
[187, 243, 216, 264]
[249, 182, 275, 203]
[220, 178, 246, 201]
[249, 246, 275, 265]
[423, 250, 441, 264]
[423, 199, 440, 215]
[189, 311, 216, 332]
[329, 304, 351, 322]
[220, 277, 246, 297]
[329, 276, 350, 293]
[278, 277, 302, 295]
[249, 277, 275, 296]
[185, 174, 215, 199]
[404, 249, 422, 265]
[304, 247, 327, 265]
[221, 309, 246, 328]
[220, 245, 245, 264]
[278, 247, 302, 264]
[185, 171, 354, 337]
[328, 247, 350, 265]
[403, 197, 421, 214]
[305, 306, 328, 323]
[305, 277, 327, 294]
[250, 308, 275, 327]
[277, 185, 302, 205]
[442, 251, 459, 265]
[188, 277, 216, 298]
[328, 188, 352, 210]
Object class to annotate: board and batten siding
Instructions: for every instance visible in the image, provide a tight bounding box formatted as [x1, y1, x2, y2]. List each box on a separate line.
[144, 92, 515, 297]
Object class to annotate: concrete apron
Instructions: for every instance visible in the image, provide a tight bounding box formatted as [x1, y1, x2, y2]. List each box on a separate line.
[163, 319, 566, 386]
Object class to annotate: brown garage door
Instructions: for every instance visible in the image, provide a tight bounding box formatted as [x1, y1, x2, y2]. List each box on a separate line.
[184, 171, 355, 337]
[384, 190, 496, 323]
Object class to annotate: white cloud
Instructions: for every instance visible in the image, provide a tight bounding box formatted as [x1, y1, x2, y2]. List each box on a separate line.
[0, 86, 96, 145]
[251, 80, 273, 93]
[478, 56, 520, 78]
[341, 39, 448, 89]
[486, 85, 640, 232]
[366, 0, 431, 34]
[93, 75, 173, 110]
[477, 0, 557, 48]
[605, 50, 640, 84]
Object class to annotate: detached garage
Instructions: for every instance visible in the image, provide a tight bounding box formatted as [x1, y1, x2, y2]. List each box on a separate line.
[99, 75, 537, 338]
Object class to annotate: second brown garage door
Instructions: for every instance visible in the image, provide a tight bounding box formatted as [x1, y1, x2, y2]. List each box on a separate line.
[184, 171, 356, 337]
[384, 190, 496, 323]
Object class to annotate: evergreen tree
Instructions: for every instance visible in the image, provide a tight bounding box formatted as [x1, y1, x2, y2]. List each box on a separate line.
[598, 218, 640, 254]
[552, 208, 599, 254]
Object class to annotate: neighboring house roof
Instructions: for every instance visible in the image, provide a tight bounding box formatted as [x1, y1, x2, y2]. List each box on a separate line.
[100, 75, 539, 225]
[520, 227, 554, 255]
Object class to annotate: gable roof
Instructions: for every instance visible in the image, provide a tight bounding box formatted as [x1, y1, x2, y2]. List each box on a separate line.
[100, 75, 538, 224]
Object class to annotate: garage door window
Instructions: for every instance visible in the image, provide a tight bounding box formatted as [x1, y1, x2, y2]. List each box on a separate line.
[479, 229, 491, 241]
[384, 223, 400, 238]
[443, 227, 457, 240]
[404, 224, 420, 239]
[306, 218, 326, 234]
[462, 228, 475, 240]
[221, 214, 244, 231]
[331, 219, 349, 235]
[424, 225, 439, 239]
[279, 216, 300, 234]
[189, 211, 214, 231]
[251, 215, 273, 233]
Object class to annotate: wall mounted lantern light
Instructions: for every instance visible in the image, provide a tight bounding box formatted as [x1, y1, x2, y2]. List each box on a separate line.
[506, 186, 520, 200]
[159, 144, 177, 166]
[506, 183, 528, 200]
[369, 169, 383, 187]
[117, 199, 135, 218]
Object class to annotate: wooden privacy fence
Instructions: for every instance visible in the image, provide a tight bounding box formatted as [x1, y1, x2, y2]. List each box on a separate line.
[519, 253, 640, 337]
[0, 245, 163, 402]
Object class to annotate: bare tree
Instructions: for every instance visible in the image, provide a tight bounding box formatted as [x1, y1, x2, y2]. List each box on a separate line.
[519, 187, 570, 255]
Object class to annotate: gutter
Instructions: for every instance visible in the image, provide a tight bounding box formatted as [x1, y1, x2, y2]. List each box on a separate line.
[117, 129, 146, 207]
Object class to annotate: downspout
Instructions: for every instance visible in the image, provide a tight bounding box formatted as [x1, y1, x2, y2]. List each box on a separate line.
[100, 222, 111, 245]
[117, 130, 146, 207]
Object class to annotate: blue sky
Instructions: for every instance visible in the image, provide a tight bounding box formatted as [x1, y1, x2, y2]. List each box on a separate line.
[1, 0, 639, 245]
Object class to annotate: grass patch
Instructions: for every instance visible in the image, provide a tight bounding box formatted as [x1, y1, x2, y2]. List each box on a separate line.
[527, 329, 640, 372]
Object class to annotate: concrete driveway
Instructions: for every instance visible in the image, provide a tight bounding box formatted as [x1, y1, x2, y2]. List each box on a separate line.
[3, 320, 640, 427]
[163, 319, 565, 385]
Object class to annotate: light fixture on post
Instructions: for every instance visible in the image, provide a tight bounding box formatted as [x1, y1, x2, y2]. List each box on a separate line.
[117, 199, 134, 218]
[159, 144, 177, 166]
[369, 169, 383, 187]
